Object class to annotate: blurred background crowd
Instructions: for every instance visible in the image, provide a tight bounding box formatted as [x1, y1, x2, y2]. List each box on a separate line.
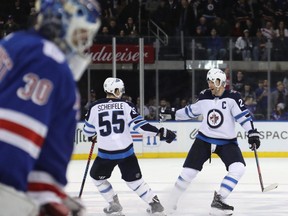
[1, 0, 288, 121]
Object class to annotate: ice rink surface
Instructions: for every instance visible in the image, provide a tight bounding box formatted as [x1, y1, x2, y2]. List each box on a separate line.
[66, 158, 288, 216]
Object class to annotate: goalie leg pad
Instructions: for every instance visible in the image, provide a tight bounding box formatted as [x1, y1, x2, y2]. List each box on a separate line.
[0, 183, 39, 216]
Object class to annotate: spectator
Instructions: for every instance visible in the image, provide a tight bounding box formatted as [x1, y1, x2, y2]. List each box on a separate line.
[275, 20, 288, 37]
[243, 18, 258, 37]
[272, 30, 288, 61]
[270, 81, 287, 112]
[108, 18, 119, 36]
[159, 98, 175, 121]
[124, 17, 137, 35]
[261, 21, 275, 40]
[230, 21, 243, 37]
[235, 29, 253, 60]
[166, 0, 181, 36]
[196, 16, 209, 36]
[206, 28, 227, 60]
[211, 16, 231, 37]
[177, 0, 195, 36]
[233, 71, 246, 93]
[271, 103, 288, 120]
[241, 83, 256, 101]
[198, 0, 219, 21]
[252, 28, 268, 61]
[232, 0, 252, 24]
[255, 79, 268, 118]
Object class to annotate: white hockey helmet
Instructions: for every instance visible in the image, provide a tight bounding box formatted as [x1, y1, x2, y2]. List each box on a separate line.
[103, 77, 125, 98]
[206, 68, 226, 88]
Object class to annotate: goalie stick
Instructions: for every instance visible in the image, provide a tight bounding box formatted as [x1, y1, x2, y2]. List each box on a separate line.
[78, 139, 96, 198]
[253, 145, 278, 192]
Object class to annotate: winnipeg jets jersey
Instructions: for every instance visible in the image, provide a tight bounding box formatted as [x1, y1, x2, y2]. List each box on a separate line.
[0, 30, 79, 197]
[176, 89, 254, 145]
[83, 98, 159, 159]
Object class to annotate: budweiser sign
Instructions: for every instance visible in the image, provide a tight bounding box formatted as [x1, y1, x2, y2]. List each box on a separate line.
[87, 44, 155, 64]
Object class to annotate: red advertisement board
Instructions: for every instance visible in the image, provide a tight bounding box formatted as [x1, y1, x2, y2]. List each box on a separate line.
[88, 44, 155, 64]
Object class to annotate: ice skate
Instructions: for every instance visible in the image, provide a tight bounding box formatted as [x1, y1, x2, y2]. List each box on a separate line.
[209, 191, 234, 216]
[146, 195, 166, 215]
[103, 195, 124, 216]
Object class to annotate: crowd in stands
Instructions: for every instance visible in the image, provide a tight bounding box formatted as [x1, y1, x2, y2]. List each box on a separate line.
[2, 0, 288, 121]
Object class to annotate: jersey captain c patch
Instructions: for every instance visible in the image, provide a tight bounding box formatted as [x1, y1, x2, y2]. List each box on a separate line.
[207, 109, 223, 128]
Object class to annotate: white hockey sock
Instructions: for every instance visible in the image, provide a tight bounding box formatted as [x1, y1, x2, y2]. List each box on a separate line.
[218, 162, 245, 199]
[92, 179, 115, 203]
[126, 178, 155, 204]
[170, 168, 199, 205]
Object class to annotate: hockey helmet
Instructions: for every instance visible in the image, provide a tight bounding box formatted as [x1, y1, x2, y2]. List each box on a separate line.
[35, 0, 101, 80]
[206, 68, 226, 88]
[103, 77, 125, 98]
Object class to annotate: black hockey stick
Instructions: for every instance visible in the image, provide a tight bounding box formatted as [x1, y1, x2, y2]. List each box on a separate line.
[78, 140, 96, 198]
[253, 145, 278, 192]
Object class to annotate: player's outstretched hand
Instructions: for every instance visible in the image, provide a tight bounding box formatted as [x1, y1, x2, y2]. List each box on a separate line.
[158, 127, 176, 143]
[248, 129, 260, 150]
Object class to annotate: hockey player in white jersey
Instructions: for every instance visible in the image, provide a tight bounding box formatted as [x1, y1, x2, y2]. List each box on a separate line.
[167, 68, 261, 216]
[83, 77, 176, 215]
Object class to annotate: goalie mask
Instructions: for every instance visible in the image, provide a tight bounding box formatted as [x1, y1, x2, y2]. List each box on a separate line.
[103, 78, 125, 99]
[35, 0, 101, 81]
[206, 68, 226, 88]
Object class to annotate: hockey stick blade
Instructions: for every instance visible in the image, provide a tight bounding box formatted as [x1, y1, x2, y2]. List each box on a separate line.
[263, 183, 278, 192]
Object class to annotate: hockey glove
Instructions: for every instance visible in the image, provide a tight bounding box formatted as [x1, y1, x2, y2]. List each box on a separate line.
[88, 133, 97, 143]
[39, 196, 85, 216]
[248, 129, 260, 150]
[158, 127, 176, 143]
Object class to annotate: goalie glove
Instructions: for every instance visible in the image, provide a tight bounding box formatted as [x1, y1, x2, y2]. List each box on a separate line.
[39, 196, 85, 216]
[248, 129, 260, 150]
[158, 127, 176, 143]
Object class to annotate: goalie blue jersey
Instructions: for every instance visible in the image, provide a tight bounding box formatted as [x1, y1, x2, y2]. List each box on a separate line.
[0, 30, 79, 195]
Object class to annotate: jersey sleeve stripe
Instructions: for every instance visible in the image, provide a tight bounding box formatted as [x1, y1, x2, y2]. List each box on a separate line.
[234, 110, 249, 120]
[185, 106, 193, 118]
[84, 119, 95, 129]
[239, 117, 252, 126]
[0, 130, 40, 159]
[0, 119, 44, 147]
[128, 115, 142, 127]
[132, 120, 147, 130]
[0, 108, 47, 137]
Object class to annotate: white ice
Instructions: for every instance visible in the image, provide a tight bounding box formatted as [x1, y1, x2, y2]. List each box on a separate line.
[66, 158, 288, 216]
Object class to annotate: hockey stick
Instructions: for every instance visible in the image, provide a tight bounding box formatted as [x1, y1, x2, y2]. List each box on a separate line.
[78, 140, 96, 198]
[253, 145, 278, 192]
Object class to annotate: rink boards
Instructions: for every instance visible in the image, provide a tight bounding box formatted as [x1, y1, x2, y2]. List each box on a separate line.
[72, 121, 288, 159]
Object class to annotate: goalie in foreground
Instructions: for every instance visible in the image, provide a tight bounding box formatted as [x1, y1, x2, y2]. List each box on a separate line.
[167, 68, 261, 216]
[0, 0, 101, 215]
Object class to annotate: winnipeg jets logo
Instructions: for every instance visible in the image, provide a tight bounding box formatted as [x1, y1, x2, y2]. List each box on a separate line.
[207, 109, 223, 128]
